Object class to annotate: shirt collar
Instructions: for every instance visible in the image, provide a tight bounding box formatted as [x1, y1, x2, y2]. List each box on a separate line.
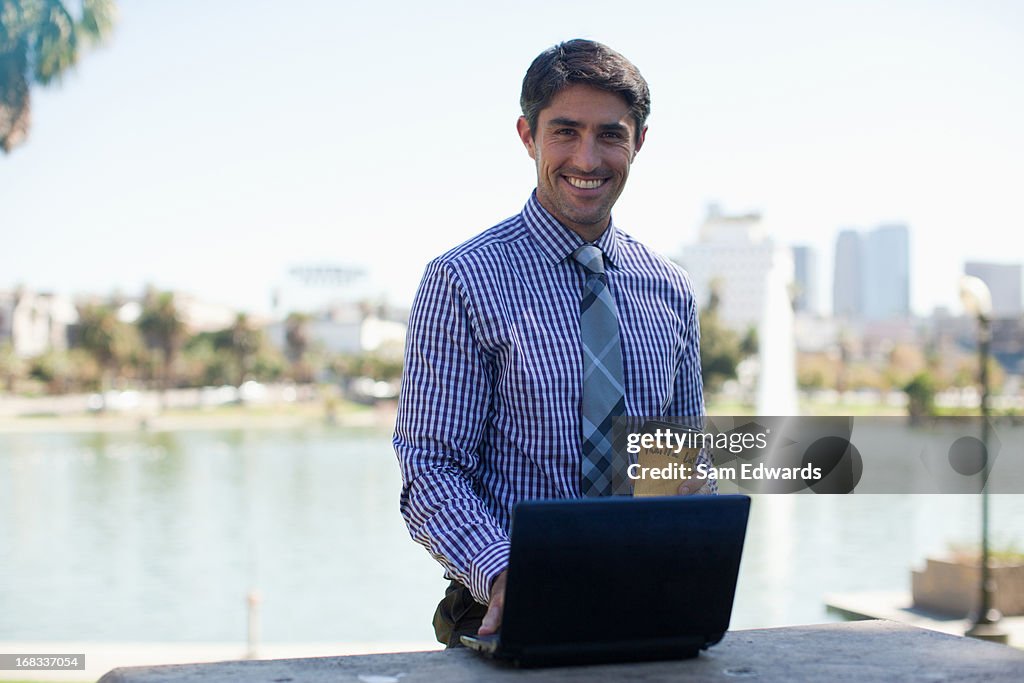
[521, 190, 621, 268]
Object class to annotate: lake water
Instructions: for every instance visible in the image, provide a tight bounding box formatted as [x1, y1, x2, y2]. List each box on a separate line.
[1, 426, 1022, 643]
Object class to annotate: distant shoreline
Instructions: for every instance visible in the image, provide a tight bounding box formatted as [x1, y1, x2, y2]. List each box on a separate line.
[0, 401, 399, 434]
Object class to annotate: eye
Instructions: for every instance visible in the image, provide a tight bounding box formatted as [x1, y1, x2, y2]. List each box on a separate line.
[602, 131, 625, 140]
[555, 128, 576, 136]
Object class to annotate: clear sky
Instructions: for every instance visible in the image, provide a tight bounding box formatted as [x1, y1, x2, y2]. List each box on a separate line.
[2, 0, 1021, 316]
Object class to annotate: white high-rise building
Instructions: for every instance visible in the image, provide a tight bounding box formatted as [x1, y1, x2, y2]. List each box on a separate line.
[680, 204, 793, 331]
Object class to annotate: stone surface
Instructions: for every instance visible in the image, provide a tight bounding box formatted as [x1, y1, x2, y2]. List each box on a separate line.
[98, 621, 1024, 682]
[0, 640, 441, 682]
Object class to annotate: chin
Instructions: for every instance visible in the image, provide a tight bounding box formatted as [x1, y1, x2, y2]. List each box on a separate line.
[564, 204, 612, 226]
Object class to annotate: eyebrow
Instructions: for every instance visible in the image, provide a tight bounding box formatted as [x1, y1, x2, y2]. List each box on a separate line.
[547, 117, 630, 133]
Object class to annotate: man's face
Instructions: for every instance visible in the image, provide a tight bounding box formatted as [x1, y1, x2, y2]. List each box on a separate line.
[517, 84, 646, 242]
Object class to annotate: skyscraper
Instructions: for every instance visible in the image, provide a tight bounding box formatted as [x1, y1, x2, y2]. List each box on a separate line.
[832, 224, 910, 320]
[965, 261, 1022, 317]
[863, 224, 910, 320]
[792, 245, 818, 314]
[833, 229, 862, 319]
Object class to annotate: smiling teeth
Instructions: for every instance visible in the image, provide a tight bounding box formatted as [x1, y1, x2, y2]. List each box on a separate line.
[566, 177, 604, 189]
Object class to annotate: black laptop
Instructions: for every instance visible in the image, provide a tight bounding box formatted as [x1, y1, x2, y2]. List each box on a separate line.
[461, 494, 751, 667]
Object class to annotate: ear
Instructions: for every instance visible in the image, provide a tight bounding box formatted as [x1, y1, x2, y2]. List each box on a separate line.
[516, 116, 536, 160]
[633, 124, 648, 157]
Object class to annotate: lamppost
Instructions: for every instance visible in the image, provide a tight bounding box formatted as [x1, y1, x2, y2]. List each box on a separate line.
[959, 275, 1008, 644]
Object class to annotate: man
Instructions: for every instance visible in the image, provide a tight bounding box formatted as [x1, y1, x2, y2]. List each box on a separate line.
[393, 38, 714, 648]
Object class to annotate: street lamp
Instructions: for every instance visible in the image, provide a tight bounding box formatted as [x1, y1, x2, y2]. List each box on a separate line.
[959, 275, 1008, 644]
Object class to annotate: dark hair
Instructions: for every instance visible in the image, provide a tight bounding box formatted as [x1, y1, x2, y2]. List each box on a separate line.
[520, 39, 651, 136]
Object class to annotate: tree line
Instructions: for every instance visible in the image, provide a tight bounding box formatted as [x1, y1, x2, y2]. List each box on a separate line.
[0, 289, 402, 396]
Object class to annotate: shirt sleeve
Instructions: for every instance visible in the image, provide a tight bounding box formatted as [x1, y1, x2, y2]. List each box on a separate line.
[670, 283, 718, 494]
[671, 281, 705, 418]
[393, 259, 511, 605]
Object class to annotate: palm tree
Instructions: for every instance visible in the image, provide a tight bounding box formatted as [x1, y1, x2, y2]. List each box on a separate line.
[228, 313, 261, 386]
[76, 302, 137, 390]
[698, 281, 743, 401]
[0, 340, 23, 392]
[284, 312, 313, 383]
[1, 0, 116, 153]
[137, 289, 186, 402]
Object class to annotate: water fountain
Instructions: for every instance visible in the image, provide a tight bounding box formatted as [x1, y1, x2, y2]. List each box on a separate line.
[756, 252, 799, 415]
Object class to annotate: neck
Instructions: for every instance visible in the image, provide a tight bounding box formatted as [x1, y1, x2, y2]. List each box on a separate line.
[568, 221, 610, 243]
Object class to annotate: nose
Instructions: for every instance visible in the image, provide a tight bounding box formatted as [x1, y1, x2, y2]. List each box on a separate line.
[571, 133, 601, 173]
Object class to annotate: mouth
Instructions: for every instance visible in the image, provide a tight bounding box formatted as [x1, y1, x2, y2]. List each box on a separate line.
[562, 175, 609, 191]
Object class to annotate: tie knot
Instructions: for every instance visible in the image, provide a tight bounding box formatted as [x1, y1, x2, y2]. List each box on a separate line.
[573, 244, 606, 276]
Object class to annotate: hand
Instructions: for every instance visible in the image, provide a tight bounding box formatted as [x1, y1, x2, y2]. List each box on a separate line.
[477, 570, 508, 636]
[677, 472, 712, 495]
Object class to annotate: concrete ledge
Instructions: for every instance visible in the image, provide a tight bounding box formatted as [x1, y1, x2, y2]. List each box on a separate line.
[97, 621, 1024, 682]
[0, 641, 440, 682]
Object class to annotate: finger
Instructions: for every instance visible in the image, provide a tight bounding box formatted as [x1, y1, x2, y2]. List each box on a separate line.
[677, 477, 708, 495]
[478, 600, 503, 635]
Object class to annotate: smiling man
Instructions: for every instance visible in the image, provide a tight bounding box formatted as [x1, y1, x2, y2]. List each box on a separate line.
[519, 83, 641, 242]
[394, 39, 714, 648]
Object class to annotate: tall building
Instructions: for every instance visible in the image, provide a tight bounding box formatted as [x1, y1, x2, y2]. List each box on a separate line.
[964, 261, 1022, 317]
[792, 245, 818, 314]
[833, 229, 862, 319]
[832, 224, 910, 321]
[680, 204, 792, 331]
[863, 224, 910, 320]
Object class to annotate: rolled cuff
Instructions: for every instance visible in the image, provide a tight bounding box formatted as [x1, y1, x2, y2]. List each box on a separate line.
[468, 539, 512, 605]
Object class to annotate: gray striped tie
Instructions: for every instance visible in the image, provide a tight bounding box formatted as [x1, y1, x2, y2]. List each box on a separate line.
[574, 244, 629, 496]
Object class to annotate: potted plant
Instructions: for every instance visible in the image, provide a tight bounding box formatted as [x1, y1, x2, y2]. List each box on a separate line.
[912, 543, 1024, 617]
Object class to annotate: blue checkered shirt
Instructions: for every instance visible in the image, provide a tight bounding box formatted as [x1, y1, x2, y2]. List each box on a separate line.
[394, 191, 713, 605]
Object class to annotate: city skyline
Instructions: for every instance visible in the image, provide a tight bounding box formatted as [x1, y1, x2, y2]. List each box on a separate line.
[832, 224, 912, 322]
[2, 1, 1022, 316]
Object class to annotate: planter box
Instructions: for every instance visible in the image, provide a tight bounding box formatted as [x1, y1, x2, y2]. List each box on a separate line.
[912, 557, 1024, 617]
